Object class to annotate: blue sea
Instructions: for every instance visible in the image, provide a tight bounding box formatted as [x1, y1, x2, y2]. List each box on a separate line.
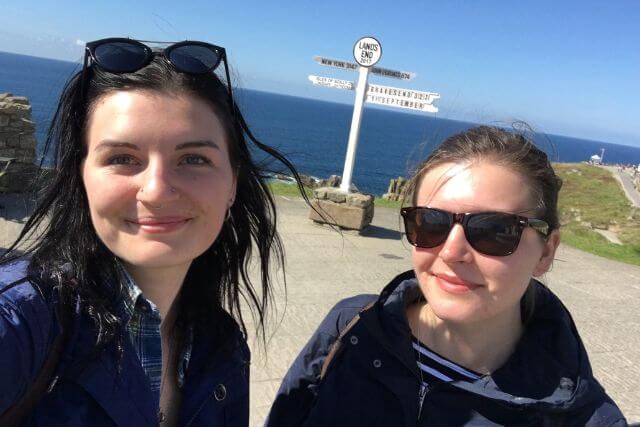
[2, 51, 640, 195]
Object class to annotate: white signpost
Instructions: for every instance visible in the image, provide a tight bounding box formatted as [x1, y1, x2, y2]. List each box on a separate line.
[311, 36, 441, 193]
[338, 37, 383, 193]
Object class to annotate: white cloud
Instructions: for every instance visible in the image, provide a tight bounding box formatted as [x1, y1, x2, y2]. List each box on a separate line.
[75, 39, 85, 46]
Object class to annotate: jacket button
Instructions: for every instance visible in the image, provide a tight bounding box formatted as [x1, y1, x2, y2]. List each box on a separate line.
[373, 359, 382, 368]
[213, 384, 227, 401]
[350, 335, 359, 345]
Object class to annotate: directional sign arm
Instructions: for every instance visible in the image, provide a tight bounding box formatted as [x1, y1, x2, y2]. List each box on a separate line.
[308, 75, 355, 90]
[370, 66, 416, 80]
[313, 56, 359, 71]
[365, 83, 440, 113]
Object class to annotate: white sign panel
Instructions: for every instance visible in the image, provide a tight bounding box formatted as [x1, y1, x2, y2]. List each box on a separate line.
[366, 94, 439, 112]
[370, 66, 416, 80]
[353, 36, 382, 67]
[314, 56, 415, 80]
[314, 56, 359, 71]
[367, 84, 440, 105]
[365, 84, 440, 112]
[308, 75, 354, 90]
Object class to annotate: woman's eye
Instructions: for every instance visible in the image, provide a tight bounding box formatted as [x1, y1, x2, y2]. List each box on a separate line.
[108, 155, 138, 165]
[181, 155, 212, 166]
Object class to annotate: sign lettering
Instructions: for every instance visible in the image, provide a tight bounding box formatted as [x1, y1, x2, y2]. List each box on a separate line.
[370, 67, 415, 80]
[308, 75, 355, 90]
[353, 36, 382, 67]
[314, 56, 415, 80]
[365, 93, 439, 113]
[367, 84, 440, 105]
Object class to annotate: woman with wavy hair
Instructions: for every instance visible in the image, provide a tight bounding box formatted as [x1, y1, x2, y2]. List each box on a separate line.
[0, 38, 304, 426]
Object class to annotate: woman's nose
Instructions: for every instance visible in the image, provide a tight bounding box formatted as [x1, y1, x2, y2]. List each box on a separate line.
[136, 162, 180, 207]
[438, 224, 474, 264]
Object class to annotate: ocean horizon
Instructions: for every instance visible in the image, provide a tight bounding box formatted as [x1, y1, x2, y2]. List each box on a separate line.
[2, 50, 640, 195]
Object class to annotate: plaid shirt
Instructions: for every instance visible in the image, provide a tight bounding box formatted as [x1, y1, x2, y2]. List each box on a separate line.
[118, 266, 193, 406]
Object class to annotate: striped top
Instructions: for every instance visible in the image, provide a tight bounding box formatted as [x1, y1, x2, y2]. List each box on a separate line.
[412, 336, 482, 387]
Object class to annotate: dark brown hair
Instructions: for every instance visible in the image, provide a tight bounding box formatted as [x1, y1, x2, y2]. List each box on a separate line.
[1, 54, 309, 355]
[405, 125, 563, 323]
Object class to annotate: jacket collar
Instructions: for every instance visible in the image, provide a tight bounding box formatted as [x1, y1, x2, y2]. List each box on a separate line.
[61, 312, 158, 426]
[360, 270, 604, 412]
[359, 270, 423, 379]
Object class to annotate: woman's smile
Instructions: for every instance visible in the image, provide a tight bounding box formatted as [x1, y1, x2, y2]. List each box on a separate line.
[432, 272, 482, 294]
[125, 216, 193, 234]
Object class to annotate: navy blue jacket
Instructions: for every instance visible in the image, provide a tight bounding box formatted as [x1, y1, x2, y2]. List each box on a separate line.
[0, 260, 250, 426]
[268, 270, 627, 426]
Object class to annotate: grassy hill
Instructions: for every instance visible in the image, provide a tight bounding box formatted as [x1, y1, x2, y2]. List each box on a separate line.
[555, 164, 640, 265]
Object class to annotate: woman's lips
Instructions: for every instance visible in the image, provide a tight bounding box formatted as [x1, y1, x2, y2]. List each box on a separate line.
[126, 217, 191, 234]
[433, 273, 481, 294]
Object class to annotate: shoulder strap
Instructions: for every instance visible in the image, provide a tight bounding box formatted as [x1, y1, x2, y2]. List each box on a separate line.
[319, 301, 376, 380]
[0, 282, 72, 426]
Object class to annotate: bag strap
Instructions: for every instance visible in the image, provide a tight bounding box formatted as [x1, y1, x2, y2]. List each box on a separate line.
[319, 301, 376, 380]
[0, 283, 72, 426]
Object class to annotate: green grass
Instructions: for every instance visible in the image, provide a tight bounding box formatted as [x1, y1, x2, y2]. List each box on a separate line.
[559, 223, 640, 266]
[267, 181, 313, 198]
[555, 163, 640, 265]
[373, 197, 403, 209]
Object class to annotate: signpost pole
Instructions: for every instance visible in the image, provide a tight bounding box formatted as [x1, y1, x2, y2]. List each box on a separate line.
[340, 65, 369, 193]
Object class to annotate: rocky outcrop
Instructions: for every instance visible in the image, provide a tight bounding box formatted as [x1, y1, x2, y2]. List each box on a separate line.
[382, 176, 408, 201]
[0, 93, 39, 192]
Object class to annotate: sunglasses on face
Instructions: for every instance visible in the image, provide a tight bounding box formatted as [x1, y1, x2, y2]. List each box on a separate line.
[81, 38, 233, 103]
[400, 207, 550, 256]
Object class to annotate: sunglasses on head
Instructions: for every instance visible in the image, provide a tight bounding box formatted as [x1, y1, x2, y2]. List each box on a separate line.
[400, 207, 550, 256]
[81, 38, 233, 104]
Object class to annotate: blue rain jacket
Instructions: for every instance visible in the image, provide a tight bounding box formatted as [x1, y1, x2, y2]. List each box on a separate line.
[268, 270, 627, 426]
[0, 260, 250, 426]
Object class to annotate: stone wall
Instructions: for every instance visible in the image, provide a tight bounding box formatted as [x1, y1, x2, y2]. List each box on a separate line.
[0, 93, 39, 192]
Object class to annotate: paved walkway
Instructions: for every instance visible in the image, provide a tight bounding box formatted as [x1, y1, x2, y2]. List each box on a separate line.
[603, 166, 640, 208]
[2, 193, 639, 425]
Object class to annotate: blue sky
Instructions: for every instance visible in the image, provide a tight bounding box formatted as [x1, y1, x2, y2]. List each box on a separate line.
[1, 0, 639, 147]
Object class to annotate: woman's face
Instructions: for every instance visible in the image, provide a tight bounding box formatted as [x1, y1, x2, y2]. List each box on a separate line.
[412, 161, 559, 325]
[81, 90, 236, 272]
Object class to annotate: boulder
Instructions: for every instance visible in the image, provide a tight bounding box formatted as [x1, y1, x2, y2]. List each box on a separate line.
[309, 198, 374, 231]
[346, 192, 374, 208]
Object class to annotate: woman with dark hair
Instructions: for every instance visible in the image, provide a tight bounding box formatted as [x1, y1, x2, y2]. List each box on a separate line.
[0, 38, 305, 426]
[268, 126, 627, 426]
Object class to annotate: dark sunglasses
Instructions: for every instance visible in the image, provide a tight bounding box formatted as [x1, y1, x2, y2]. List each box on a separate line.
[400, 207, 550, 256]
[81, 38, 233, 104]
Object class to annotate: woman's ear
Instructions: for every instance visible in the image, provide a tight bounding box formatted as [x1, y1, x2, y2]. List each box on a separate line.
[533, 229, 560, 277]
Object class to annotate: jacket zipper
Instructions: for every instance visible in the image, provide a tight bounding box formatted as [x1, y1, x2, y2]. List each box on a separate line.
[417, 382, 447, 424]
[417, 382, 428, 420]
